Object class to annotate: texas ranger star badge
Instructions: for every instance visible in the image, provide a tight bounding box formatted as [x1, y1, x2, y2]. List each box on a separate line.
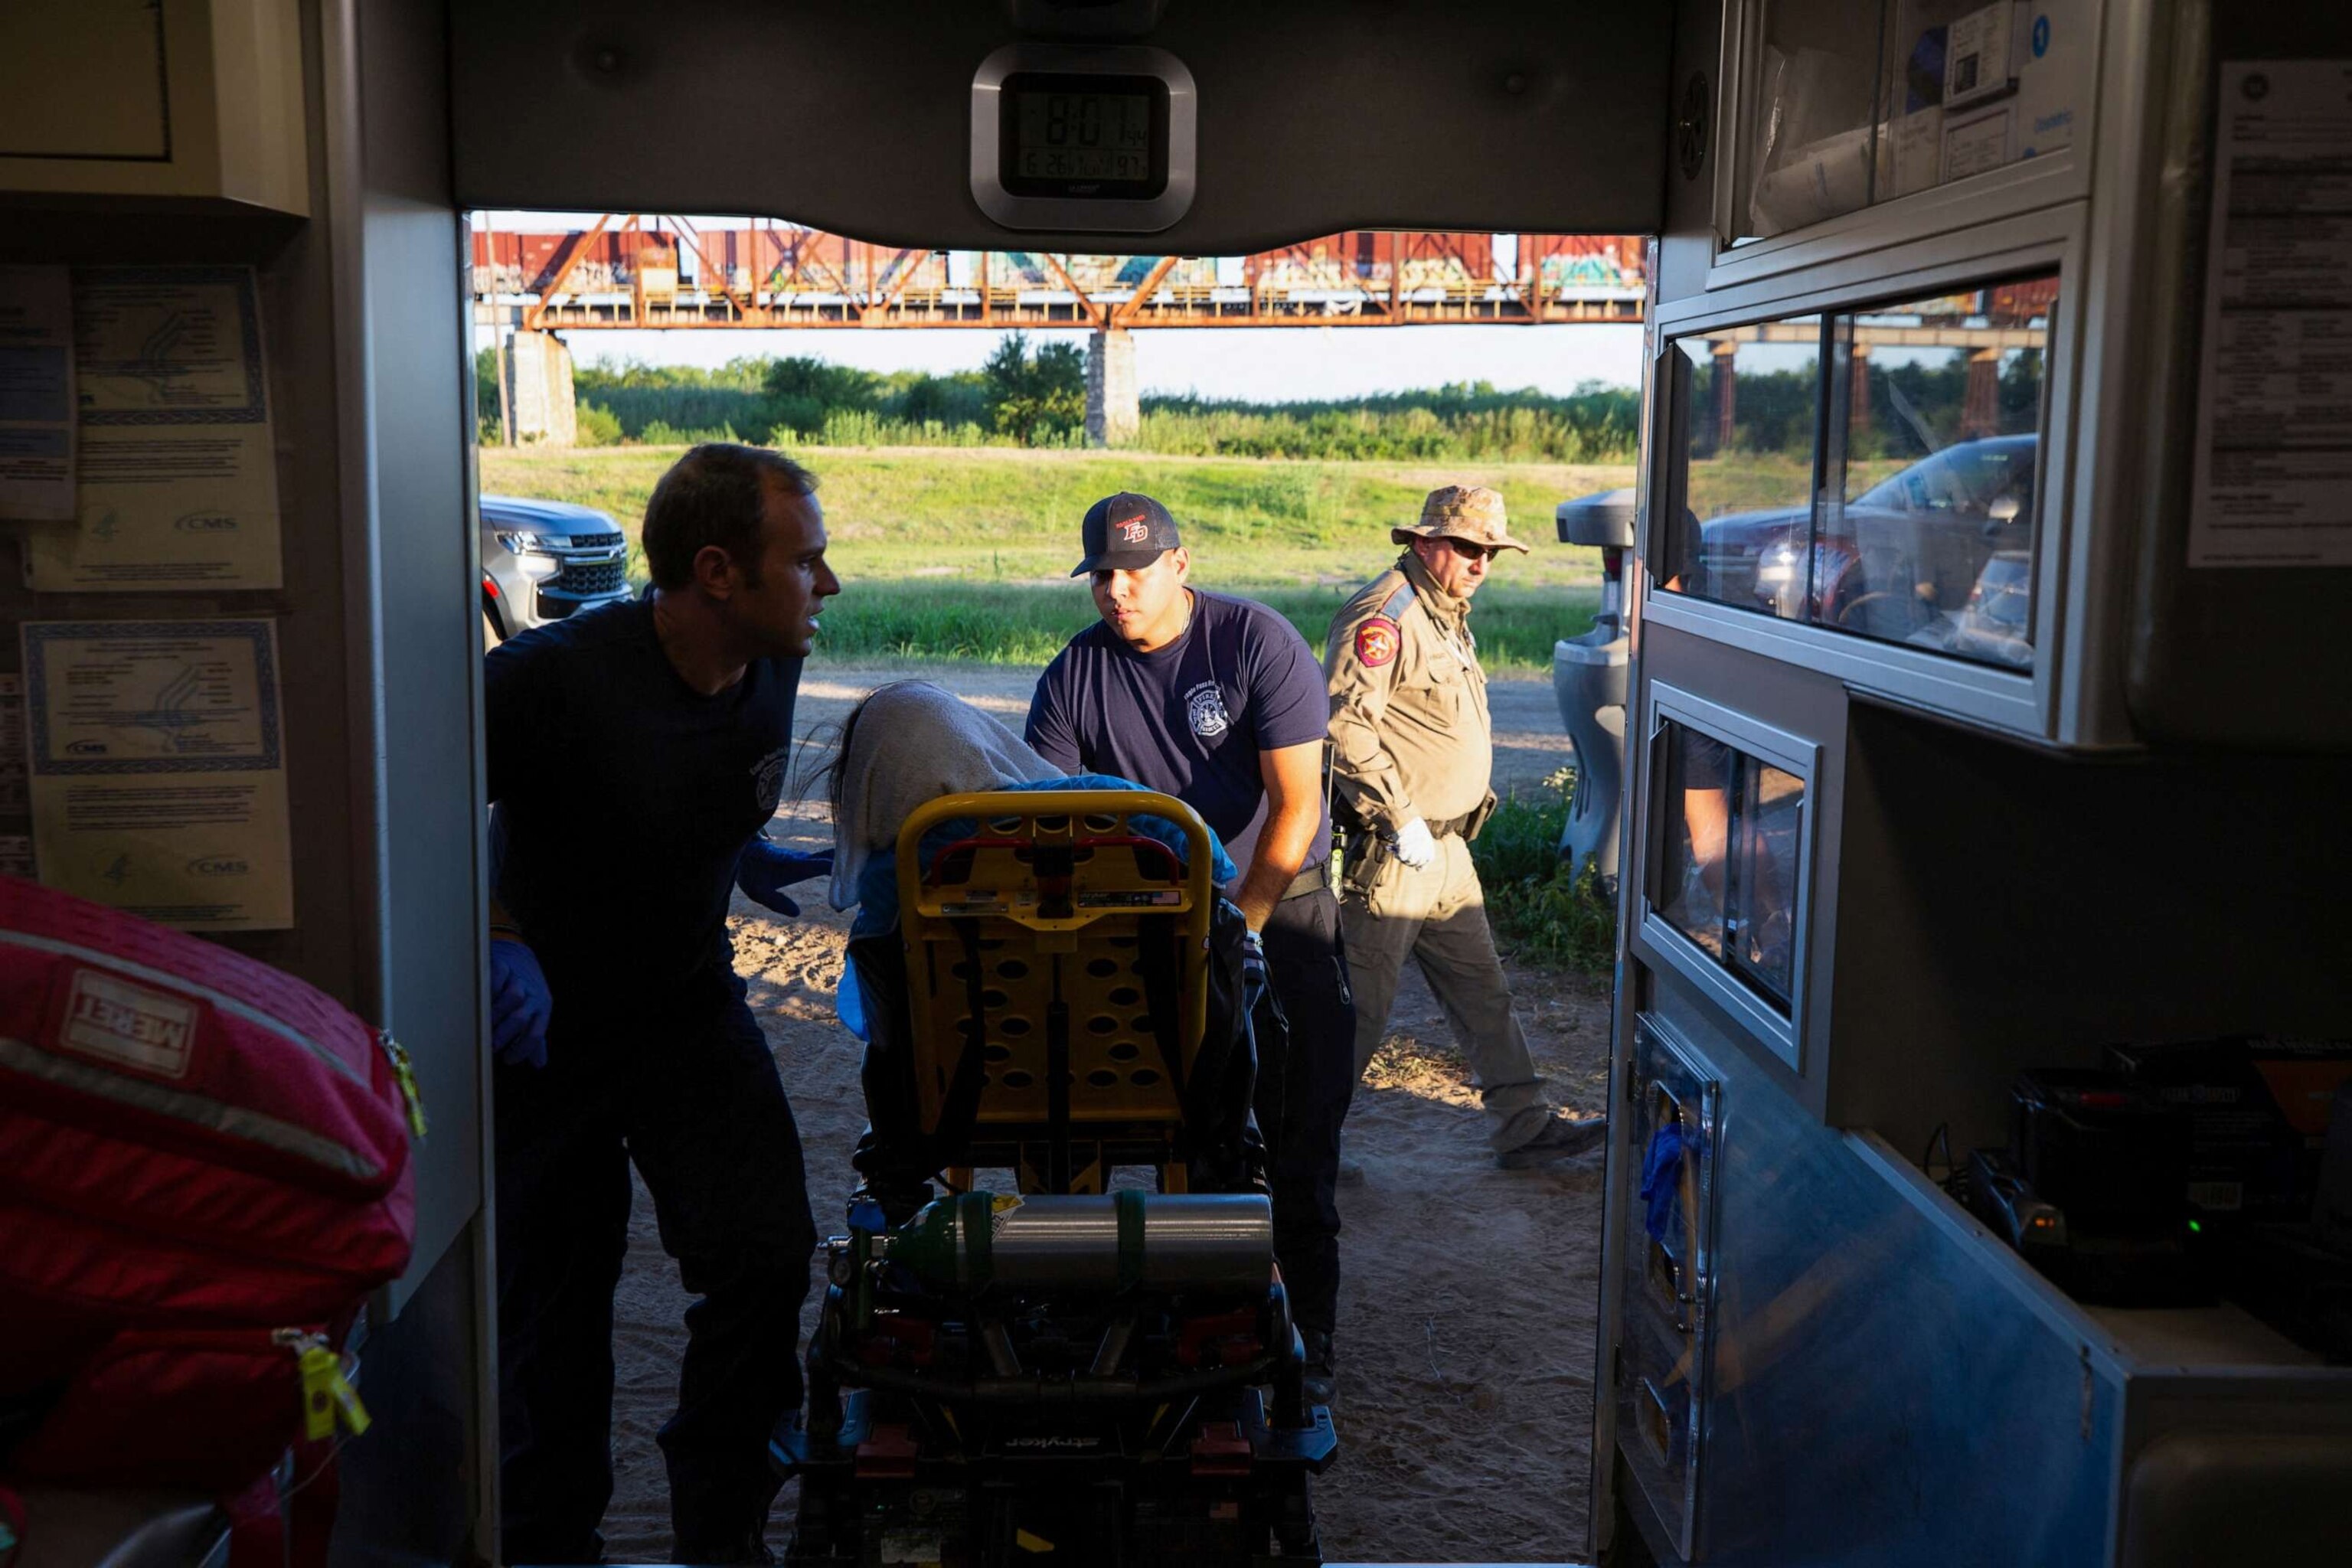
[1356, 618, 1400, 667]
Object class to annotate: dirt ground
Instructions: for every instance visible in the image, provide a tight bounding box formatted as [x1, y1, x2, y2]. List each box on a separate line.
[594, 664, 1611, 1564]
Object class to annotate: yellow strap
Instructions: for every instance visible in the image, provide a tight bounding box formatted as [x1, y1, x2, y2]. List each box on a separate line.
[384, 1037, 428, 1138]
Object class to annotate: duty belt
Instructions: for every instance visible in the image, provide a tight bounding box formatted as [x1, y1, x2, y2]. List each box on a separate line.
[1279, 860, 1330, 901]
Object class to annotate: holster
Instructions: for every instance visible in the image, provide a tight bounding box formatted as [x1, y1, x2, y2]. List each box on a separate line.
[1462, 789, 1499, 843]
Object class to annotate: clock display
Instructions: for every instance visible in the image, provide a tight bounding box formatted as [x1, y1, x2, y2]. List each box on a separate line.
[998, 73, 1168, 198]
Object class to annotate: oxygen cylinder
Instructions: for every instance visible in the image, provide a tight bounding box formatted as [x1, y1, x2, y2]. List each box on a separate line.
[879, 1191, 1273, 1294]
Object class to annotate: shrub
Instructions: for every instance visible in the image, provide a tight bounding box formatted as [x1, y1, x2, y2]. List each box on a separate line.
[1469, 766, 1617, 974]
[635, 419, 740, 446]
[576, 402, 623, 446]
[983, 332, 1086, 446]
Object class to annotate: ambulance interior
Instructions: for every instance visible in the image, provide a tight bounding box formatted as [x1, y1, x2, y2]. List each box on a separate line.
[4, 0, 2352, 1565]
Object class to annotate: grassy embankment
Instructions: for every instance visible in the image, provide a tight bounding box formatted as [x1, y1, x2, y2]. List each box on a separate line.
[481, 445, 1633, 674]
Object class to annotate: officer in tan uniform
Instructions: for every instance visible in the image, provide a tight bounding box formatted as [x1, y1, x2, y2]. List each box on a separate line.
[1325, 485, 1605, 1169]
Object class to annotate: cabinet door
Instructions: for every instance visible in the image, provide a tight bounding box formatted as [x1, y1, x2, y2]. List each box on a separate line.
[0, 0, 307, 215]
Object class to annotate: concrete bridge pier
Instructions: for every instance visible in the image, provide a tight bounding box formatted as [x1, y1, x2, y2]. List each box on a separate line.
[1086, 326, 1138, 447]
[505, 329, 577, 446]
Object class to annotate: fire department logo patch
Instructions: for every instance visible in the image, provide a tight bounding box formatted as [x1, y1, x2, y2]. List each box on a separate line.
[1116, 518, 1151, 544]
[750, 747, 787, 815]
[1184, 681, 1232, 739]
[1355, 618, 1400, 667]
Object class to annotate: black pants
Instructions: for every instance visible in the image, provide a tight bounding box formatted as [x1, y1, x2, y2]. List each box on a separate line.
[1253, 887, 1356, 1339]
[495, 966, 817, 1563]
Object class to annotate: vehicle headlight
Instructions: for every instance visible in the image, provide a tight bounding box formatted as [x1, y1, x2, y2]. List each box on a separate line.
[493, 531, 564, 581]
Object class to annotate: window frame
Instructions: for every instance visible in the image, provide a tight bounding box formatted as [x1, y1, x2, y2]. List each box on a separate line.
[1635, 682, 1822, 1073]
[1642, 208, 2083, 740]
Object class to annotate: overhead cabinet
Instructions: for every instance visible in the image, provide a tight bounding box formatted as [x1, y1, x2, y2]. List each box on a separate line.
[1710, 0, 2092, 286]
[0, 0, 308, 216]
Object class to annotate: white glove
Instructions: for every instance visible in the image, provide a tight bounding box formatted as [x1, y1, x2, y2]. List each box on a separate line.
[1390, 818, 1439, 870]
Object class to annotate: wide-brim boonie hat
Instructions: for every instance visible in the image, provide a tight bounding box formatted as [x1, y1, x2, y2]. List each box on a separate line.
[1390, 483, 1530, 553]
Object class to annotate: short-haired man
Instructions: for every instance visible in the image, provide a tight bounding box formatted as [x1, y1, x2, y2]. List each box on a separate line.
[1025, 492, 1356, 1405]
[485, 443, 839, 1563]
[1326, 485, 1602, 1169]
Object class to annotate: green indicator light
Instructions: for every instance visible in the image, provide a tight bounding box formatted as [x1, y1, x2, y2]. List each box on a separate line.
[2187, 1220, 2202, 1234]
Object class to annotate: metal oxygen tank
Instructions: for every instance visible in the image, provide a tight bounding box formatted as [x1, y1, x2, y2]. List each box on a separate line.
[878, 1191, 1273, 1294]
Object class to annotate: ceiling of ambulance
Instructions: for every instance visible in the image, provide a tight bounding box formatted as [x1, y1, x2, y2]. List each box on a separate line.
[450, 0, 1674, 253]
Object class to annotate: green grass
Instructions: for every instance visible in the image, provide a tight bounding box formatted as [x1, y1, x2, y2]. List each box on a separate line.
[479, 444, 1630, 589]
[1468, 766, 1618, 973]
[481, 443, 1622, 673]
[812, 579, 1599, 675]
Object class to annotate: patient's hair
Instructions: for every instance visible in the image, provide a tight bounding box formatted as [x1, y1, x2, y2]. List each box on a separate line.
[817, 680, 929, 825]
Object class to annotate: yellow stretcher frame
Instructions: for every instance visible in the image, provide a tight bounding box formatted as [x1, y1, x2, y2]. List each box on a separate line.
[892, 790, 1218, 1194]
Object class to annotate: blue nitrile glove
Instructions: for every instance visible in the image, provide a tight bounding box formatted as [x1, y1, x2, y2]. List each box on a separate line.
[1639, 1122, 1689, 1243]
[1241, 928, 1269, 1014]
[836, 960, 870, 1041]
[737, 836, 833, 918]
[489, 937, 552, 1070]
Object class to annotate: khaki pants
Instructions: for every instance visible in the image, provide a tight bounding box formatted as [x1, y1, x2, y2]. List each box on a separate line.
[1340, 831, 1552, 1151]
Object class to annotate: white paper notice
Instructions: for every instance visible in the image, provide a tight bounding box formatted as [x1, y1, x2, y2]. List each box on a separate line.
[26, 266, 282, 590]
[21, 621, 293, 929]
[2187, 60, 2352, 567]
[0, 265, 75, 521]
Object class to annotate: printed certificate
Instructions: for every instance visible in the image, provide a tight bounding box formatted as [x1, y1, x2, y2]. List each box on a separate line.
[21, 620, 293, 929]
[24, 266, 282, 590]
[0, 265, 76, 521]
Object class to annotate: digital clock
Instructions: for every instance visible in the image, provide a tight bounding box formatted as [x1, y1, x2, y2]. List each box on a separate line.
[971, 45, 1197, 232]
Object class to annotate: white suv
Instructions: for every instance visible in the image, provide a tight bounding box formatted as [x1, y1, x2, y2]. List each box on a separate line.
[479, 494, 633, 642]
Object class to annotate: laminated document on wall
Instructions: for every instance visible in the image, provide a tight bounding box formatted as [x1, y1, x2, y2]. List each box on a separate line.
[24, 266, 282, 590]
[2187, 60, 2352, 567]
[20, 620, 293, 929]
[0, 265, 77, 521]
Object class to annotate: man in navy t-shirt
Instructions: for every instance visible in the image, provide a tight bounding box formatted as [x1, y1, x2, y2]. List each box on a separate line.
[1026, 492, 1357, 1406]
[485, 444, 837, 1563]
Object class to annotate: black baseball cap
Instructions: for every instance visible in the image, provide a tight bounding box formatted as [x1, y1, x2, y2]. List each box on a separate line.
[1070, 492, 1182, 577]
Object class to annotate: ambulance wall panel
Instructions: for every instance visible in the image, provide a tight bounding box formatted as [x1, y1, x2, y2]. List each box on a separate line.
[328, 0, 495, 1558]
[449, 0, 1673, 253]
[349, 0, 485, 1303]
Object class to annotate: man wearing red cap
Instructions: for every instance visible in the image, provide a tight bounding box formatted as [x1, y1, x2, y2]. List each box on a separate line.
[1027, 491, 1356, 1406]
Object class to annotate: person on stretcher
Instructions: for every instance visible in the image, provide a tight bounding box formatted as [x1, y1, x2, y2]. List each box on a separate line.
[825, 679, 1237, 934]
[818, 680, 1261, 1207]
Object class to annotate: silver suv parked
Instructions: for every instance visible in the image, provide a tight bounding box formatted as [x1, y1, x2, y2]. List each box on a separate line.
[479, 495, 633, 642]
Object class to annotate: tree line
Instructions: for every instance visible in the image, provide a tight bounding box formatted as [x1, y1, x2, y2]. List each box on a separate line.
[475, 333, 1639, 463]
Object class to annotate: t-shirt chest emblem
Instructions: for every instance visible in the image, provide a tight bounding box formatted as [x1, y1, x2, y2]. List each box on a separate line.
[750, 746, 787, 815]
[1183, 681, 1232, 740]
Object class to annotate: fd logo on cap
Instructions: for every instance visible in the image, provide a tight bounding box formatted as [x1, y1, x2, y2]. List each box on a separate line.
[1116, 518, 1151, 544]
[1356, 619, 1400, 667]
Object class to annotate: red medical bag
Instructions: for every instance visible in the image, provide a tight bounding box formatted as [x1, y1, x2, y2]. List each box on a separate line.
[0, 876, 417, 1536]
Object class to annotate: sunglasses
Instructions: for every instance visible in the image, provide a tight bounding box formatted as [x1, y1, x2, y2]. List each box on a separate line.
[1444, 537, 1504, 563]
